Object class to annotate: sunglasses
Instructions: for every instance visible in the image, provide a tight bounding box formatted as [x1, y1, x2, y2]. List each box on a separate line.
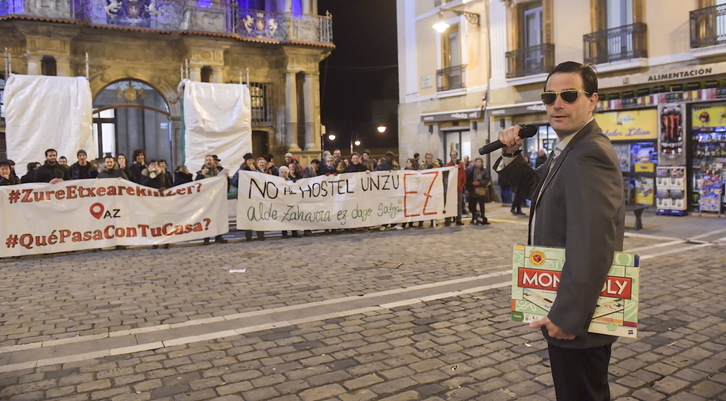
[540, 89, 590, 105]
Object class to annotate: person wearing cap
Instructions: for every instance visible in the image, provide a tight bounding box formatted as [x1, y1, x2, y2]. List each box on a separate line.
[375, 151, 399, 171]
[232, 153, 265, 242]
[262, 154, 278, 176]
[69, 149, 98, 180]
[196, 155, 222, 180]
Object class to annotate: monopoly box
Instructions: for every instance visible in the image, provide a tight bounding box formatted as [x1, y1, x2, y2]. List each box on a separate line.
[510, 245, 640, 338]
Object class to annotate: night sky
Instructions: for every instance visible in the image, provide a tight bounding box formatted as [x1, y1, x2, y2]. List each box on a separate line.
[317, 0, 399, 152]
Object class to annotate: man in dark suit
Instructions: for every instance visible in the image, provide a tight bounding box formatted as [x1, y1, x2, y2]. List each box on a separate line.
[495, 61, 625, 401]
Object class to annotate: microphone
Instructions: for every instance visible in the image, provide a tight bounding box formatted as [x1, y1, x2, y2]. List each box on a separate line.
[478, 124, 538, 155]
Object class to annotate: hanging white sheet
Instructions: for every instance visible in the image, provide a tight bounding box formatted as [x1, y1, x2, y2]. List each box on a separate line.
[4, 75, 95, 176]
[182, 80, 252, 174]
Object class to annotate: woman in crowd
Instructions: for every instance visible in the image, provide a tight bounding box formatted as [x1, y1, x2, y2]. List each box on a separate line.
[231, 153, 265, 242]
[173, 165, 193, 186]
[130, 149, 146, 183]
[98, 156, 128, 179]
[117, 154, 133, 181]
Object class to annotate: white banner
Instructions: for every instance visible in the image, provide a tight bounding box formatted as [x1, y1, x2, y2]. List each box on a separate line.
[0, 177, 228, 257]
[236, 167, 459, 230]
[182, 80, 252, 174]
[5, 75, 95, 177]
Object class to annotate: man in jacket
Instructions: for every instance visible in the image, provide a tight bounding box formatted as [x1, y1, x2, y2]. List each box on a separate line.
[444, 150, 466, 226]
[69, 149, 98, 180]
[34, 148, 71, 183]
[495, 61, 624, 401]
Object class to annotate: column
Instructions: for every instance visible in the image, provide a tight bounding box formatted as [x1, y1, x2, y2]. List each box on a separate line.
[284, 0, 292, 13]
[211, 66, 223, 83]
[190, 66, 201, 82]
[303, 73, 316, 150]
[285, 72, 301, 151]
[56, 56, 71, 77]
[302, 0, 310, 15]
[27, 55, 41, 75]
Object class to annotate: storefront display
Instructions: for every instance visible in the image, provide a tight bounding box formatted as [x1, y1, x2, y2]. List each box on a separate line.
[596, 109, 658, 206]
[690, 103, 726, 215]
[656, 166, 687, 216]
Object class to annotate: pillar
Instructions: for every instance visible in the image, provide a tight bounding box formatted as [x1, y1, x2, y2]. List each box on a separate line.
[285, 72, 301, 151]
[302, 0, 310, 15]
[190, 66, 201, 82]
[56, 56, 71, 77]
[27, 54, 41, 75]
[303, 73, 316, 150]
[211, 66, 223, 83]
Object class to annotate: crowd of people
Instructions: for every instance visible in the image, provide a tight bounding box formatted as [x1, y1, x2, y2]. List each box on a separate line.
[0, 146, 529, 244]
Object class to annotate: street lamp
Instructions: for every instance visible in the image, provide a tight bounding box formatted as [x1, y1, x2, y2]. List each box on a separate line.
[377, 126, 387, 133]
[350, 139, 361, 155]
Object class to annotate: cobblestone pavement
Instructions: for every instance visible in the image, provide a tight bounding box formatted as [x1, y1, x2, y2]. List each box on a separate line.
[0, 207, 725, 400]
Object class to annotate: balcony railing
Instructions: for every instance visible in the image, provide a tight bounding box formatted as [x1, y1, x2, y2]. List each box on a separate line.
[690, 4, 726, 48]
[505, 43, 554, 79]
[584, 22, 647, 65]
[437, 64, 466, 92]
[0, 0, 333, 46]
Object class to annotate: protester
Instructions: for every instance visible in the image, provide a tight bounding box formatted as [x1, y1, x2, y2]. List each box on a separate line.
[279, 167, 301, 239]
[465, 157, 490, 225]
[159, 160, 173, 186]
[422, 152, 440, 170]
[344, 153, 368, 173]
[196, 155, 222, 180]
[262, 154, 278, 176]
[404, 157, 420, 171]
[0, 161, 20, 186]
[375, 151, 398, 171]
[361, 150, 377, 171]
[535, 148, 548, 167]
[302, 159, 319, 178]
[97, 156, 128, 179]
[117, 153, 133, 181]
[495, 61, 625, 400]
[232, 153, 265, 242]
[69, 149, 98, 180]
[130, 149, 146, 183]
[444, 150, 466, 226]
[288, 163, 302, 182]
[173, 165, 193, 186]
[20, 162, 40, 183]
[58, 156, 68, 166]
[320, 156, 337, 175]
[34, 148, 70, 183]
[140, 160, 171, 190]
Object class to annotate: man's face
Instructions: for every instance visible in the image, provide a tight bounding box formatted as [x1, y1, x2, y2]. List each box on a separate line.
[475, 159, 483, 167]
[333, 150, 341, 158]
[159, 161, 167, 170]
[78, 153, 87, 165]
[0, 165, 10, 177]
[46, 152, 58, 165]
[350, 155, 360, 164]
[362, 153, 370, 160]
[450, 152, 458, 162]
[545, 72, 598, 138]
[257, 159, 267, 169]
[285, 156, 292, 164]
[104, 158, 115, 170]
[148, 162, 158, 172]
[136, 154, 145, 164]
[425, 154, 433, 164]
[59, 157, 67, 165]
[205, 156, 214, 166]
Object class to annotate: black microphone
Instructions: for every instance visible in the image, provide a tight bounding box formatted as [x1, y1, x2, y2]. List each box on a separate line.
[478, 124, 538, 155]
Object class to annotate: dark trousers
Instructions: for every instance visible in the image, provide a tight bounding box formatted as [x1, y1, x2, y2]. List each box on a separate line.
[548, 343, 612, 401]
[468, 195, 487, 221]
[511, 192, 524, 213]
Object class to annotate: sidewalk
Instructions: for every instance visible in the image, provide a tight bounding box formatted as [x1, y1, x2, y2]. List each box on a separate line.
[0, 206, 724, 400]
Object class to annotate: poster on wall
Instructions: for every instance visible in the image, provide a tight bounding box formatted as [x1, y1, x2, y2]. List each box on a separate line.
[658, 103, 686, 166]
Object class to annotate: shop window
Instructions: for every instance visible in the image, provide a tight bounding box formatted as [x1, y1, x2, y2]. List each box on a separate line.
[41, 56, 57, 76]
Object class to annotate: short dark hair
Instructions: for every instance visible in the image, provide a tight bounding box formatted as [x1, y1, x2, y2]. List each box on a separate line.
[45, 148, 57, 157]
[77, 149, 87, 156]
[0, 161, 11, 168]
[545, 61, 598, 96]
[27, 162, 38, 171]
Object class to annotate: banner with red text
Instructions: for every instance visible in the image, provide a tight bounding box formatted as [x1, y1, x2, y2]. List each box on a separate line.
[236, 167, 458, 230]
[0, 177, 228, 257]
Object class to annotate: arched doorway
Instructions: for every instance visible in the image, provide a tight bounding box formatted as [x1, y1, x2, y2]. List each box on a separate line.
[92, 79, 173, 165]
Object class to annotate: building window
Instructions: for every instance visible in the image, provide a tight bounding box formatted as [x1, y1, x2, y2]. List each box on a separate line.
[201, 66, 212, 83]
[437, 23, 466, 91]
[41, 56, 57, 76]
[248, 82, 273, 127]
